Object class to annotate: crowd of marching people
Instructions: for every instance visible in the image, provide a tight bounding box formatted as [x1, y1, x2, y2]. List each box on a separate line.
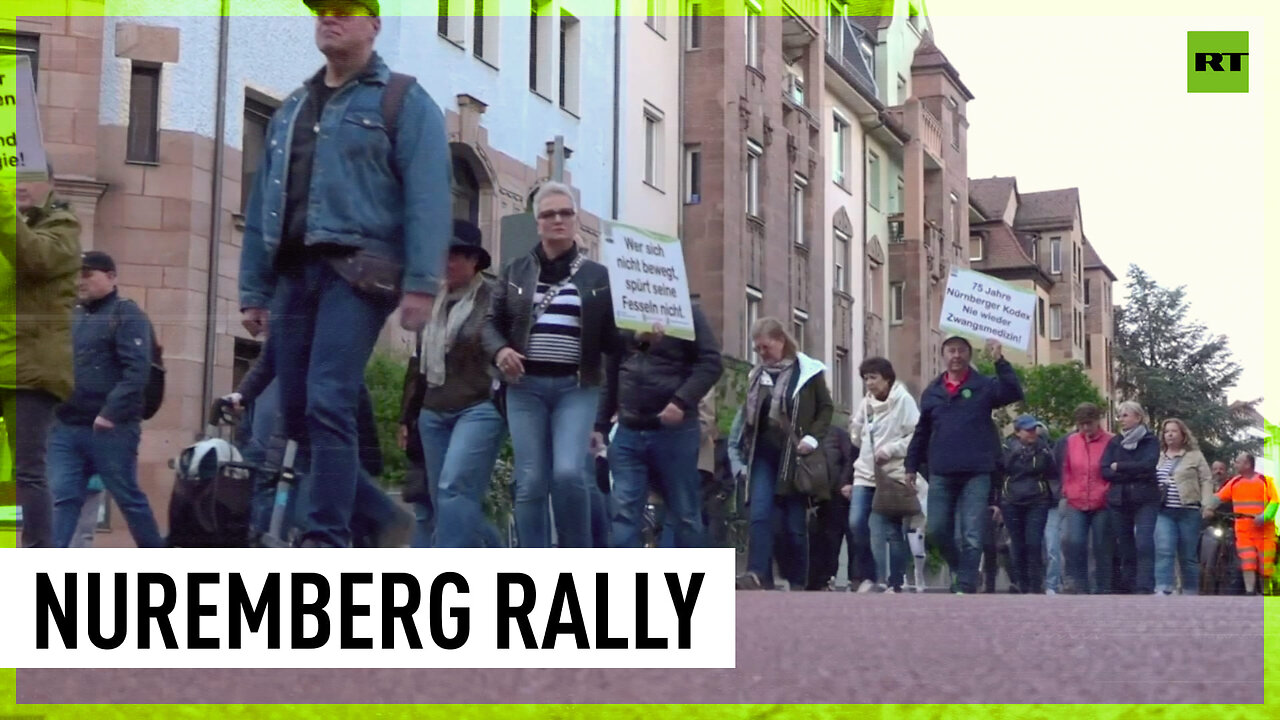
[5, 0, 1275, 596]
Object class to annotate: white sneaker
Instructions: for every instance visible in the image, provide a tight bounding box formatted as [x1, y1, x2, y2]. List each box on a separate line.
[856, 579, 875, 594]
[1045, 589, 1058, 596]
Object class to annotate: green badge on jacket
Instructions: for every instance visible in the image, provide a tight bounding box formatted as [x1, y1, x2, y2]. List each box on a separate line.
[961, 388, 973, 399]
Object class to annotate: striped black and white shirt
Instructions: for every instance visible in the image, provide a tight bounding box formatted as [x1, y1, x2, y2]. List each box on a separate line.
[524, 282, 582, 375]
[1158, 455, 1191, 508]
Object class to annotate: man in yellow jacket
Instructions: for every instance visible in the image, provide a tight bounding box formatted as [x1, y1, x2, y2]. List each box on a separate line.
[1, 166, 83, 547]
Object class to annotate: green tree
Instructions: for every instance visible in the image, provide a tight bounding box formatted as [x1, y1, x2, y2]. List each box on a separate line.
[1113, 264, 1260, 463]
[973, 357, 1105, 439]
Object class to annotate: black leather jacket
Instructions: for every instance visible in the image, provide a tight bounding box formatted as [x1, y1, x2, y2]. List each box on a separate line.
[481, 246, 620, 388]
[596, 300, 723, 432]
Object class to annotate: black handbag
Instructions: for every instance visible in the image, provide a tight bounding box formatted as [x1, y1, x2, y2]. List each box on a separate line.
[782, 408, 831, 501]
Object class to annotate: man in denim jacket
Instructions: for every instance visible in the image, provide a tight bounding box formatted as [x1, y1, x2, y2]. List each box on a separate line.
[238, 0, 451, 547]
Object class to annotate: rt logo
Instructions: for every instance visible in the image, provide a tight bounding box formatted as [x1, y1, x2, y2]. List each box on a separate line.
[1187, 31, 1249, 93]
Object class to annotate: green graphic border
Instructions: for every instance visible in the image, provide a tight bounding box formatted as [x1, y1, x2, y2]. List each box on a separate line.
[4, 0, 1277, 717]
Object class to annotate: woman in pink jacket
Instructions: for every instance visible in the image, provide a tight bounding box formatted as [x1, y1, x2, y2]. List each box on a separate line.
[1054, 403, 1115, 594]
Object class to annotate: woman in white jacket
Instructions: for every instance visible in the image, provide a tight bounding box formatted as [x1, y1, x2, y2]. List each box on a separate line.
[848, 357, 921, 592]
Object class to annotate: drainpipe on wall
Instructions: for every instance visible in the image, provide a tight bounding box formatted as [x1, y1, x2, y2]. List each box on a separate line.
[201, 1, 231, 420]
[862, 116, 884, 359]
[611, 1, 621, 221]
[676, 9, 685, 241]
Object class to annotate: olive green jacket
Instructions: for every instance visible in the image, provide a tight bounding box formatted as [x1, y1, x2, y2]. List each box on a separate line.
[0, 195, 82, 400]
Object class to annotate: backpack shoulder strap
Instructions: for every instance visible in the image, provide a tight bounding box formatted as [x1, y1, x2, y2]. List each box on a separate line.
[382, 73, 416, 148]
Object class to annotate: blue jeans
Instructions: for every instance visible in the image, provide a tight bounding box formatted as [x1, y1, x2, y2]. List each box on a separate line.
[1003, 502, 1050, 593]
[243, 379, 282, 536]
[505, 375, 599, 548]
[272, 257, 396, 547]
[1112, 499, 1158, 594]
[926, 473, 991, 593]
[49, 421, 165, 548]
[609, 419, 704, 548]
[845, 486, 878, 584]
[869, 510, 911, 589]
[1155, 506, 1202, 594]
[590, 483, 611, 547]
[411, 501, 436, 548]
[418, 401, 506, 548]
[1063, 506, 1113, 594]
[747, 443, 808, 588]
[1043, 501, 1065, 592]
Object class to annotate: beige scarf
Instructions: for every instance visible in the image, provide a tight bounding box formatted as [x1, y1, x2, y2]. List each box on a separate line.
[420, 274, 484, 388]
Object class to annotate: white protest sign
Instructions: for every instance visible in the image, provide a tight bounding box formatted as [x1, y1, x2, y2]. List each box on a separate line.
[600, 220, 696, 341]
[939, 267, 1037, 353]
[2, 55, 48, 183]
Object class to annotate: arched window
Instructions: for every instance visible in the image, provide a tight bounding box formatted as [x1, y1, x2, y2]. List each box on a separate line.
[452, 155, 480, 225]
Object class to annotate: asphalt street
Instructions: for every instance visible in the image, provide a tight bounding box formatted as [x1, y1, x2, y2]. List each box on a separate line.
[19, 592, 1271, 705]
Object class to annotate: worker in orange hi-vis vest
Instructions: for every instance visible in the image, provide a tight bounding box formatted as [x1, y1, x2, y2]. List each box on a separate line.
[1208, 452, 1278, 595]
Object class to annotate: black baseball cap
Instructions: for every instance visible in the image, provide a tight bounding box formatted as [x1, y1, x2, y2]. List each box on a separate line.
[81, 251, 116, 274]
[303, 0, 380, 16]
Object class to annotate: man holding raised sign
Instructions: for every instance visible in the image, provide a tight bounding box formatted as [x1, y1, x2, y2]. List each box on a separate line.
[594, 221, 722, 548]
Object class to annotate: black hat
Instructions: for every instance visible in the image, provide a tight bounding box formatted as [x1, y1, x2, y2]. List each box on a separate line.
[303, 0, 380, 17]
[81, 250, 116, 274]
[450, 219, 491, 271]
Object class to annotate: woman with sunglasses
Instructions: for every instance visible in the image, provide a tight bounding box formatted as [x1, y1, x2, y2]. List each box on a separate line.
[482, 182, 621, 548]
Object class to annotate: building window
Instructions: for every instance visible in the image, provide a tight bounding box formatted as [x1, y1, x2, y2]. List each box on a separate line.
[834, 228, 850, 293]
[127, 63, 161, 164]
[834, 348, 849, 407]
[1037, 297, 1046, 337]
[889, 282, 905, 324]
[793, 309, 808, 354]
[683, 144, 701, 204]
[832, 114, 849, 186]
[791, 174, 808, 245]
[559, 11, 581, 113]
[452, 155, 481, 225]
[745, 0, 761, 70]
[745, 286, 763, 359]
[785, 63, 806, 105]
[947, 96, 960, 149]
[241, 94, 277, 211]
[0, 31, 40, 88]
[867, 151, 881, 210]
[969, 235, 984, 262]
[473, 0, 499, 64]
[1049, 236, 1062, 274]
[948, 192, 959, 242]
[897, 74, 908, 104]
[1050, 304, 1062, 340]
[825, 1, 844, 57]
[687, 2, 703, 49]
[1076, 310, 1084, 348]
[529, 1, 550, 94]
[1084, 278, 1092, 306]
[746, 140, 762, 217]
[1030, 237, 1039, 263]
[643, 105, 663, 188]
[892, 176, 904, 214]
[439, 0, 463, 43]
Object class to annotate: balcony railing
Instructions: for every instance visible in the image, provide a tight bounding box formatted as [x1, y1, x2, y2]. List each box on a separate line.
[920, 107, 944, 161]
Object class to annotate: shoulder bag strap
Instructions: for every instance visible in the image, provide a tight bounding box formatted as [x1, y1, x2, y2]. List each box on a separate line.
[531, 253, 585, 323]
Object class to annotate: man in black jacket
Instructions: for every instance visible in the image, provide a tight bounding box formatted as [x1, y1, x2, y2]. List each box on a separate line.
[596, 297, 723, 548]
[905, 335, 1023, 594]
[806, 424, 857, 590]
[48, 251, 165, 548]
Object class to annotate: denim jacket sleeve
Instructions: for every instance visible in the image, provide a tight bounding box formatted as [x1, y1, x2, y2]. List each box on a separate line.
[239, 117, 279, 312]
[395, 85, 451, 296]
[101, 301, 153, 424]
